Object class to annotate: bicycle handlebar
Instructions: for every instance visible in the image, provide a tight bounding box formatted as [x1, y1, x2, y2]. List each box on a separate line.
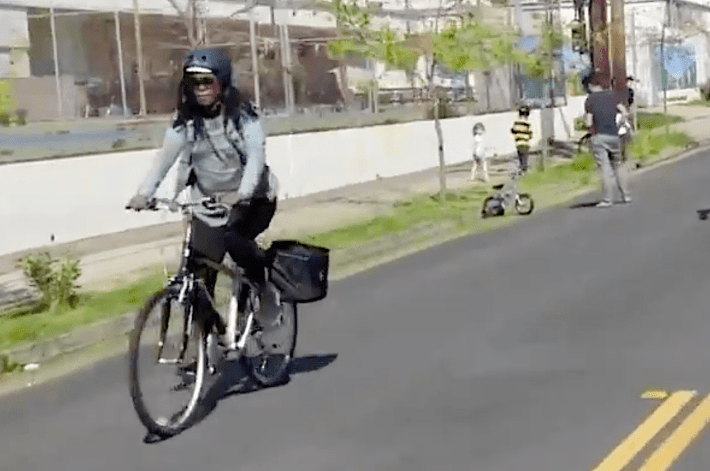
[127, 196, 233, 213]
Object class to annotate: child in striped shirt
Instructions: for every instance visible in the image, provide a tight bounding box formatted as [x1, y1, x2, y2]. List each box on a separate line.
[511, 105, 532, 173]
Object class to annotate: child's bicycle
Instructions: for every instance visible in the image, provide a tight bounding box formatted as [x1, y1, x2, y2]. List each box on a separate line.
[127, 196, 329, 438]
[481, 166, 535, 218]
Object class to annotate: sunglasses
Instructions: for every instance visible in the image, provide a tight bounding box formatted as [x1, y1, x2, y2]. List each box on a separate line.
[187, 76, 216, 87]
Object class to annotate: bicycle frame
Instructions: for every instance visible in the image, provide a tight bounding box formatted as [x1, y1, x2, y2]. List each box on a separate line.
[151, 198, 260, 364]
[494, 169, 524, 207]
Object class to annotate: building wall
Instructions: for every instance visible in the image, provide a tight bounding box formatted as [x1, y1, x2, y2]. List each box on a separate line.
[12, 76, 81, 120]
[625, 1, 709, 106]
[0, 7, 31, 78]
[539, 0, 709, 107]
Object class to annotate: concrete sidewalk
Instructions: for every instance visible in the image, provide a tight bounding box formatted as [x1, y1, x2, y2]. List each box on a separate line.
[1, 102, 709, 302]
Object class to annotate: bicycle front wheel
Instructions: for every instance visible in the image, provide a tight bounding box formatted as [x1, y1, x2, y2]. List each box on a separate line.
[128, 288, 207, 437]
[515, 193, 534, 215]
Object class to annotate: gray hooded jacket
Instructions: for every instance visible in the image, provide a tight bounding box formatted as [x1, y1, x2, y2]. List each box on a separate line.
[137, 107, 278, 227]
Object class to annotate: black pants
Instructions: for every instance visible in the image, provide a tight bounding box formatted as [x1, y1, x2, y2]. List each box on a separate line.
[517, 147, 529, 172]
[194, 198, 277, 297]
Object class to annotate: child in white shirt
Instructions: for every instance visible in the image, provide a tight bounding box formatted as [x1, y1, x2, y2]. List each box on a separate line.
[470, 122, 490, 182]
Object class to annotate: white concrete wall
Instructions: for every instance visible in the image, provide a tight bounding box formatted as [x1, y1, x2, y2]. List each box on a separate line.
[0, 96, 585, 255]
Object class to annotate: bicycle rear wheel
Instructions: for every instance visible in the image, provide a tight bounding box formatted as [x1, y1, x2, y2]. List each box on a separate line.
[241, 282, 298, 387]
[129, 288, 208, 437]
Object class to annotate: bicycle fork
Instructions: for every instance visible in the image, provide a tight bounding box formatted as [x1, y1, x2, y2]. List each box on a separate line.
[156, 277, 194, 365]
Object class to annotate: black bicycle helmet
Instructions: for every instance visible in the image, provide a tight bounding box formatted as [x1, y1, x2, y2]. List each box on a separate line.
[183, 49, 232, 86]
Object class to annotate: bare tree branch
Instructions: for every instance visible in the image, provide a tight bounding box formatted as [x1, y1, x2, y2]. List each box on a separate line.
[166, 0, 188, 16]
[229, 0, 261, 17]
[167, 0, 199, 47]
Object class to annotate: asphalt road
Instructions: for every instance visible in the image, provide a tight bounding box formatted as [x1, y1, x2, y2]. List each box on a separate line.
[2, 149, 710, 471]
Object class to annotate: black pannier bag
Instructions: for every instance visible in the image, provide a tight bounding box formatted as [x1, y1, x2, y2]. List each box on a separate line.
[266, 240, 330, 303]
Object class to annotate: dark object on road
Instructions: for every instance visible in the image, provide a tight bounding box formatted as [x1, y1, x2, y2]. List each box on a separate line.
[697, 209, 710, 220]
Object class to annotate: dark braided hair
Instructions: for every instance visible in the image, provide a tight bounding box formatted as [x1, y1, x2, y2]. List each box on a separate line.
[173, 77, 257, 138]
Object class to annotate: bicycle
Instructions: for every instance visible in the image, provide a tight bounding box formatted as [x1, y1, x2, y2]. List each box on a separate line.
[481, 166, 534, 218]
[127, 196, 327, 438]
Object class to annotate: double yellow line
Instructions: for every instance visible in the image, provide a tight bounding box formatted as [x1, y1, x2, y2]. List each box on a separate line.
[592, 390, 710, 471]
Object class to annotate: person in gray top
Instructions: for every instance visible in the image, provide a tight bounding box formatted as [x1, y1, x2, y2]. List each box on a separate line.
[126, 49, 279, 300]
[584, 72, 631, 207]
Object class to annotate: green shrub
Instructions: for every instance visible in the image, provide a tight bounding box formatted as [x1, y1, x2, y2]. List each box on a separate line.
[574, 116, 587, 132]
[17, 252, 82, 310]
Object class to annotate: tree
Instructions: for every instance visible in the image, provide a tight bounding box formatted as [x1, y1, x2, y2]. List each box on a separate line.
[516, 10, 567, 170]
[167, 0, 210, 48]
[328, 0, 530, 201]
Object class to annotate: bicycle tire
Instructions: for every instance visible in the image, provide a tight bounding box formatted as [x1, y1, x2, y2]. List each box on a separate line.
[128, 288, 207, 437]
[481, 195, 504, 218]
[515, 193, 534, 215]
[241, 285, 298, 387]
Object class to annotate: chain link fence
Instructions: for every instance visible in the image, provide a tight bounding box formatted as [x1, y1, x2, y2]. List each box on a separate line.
[0, 4, 567, 127]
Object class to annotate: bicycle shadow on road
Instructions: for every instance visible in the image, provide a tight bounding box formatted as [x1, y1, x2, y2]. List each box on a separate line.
[215, 353, 338, 399]
[142, 353, 338, 444]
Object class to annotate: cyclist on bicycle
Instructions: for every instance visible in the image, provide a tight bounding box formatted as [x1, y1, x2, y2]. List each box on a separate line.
[126, 49, 279, 306]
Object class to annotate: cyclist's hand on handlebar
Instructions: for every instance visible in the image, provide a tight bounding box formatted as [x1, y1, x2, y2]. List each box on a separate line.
[166, 199, 180, 213]
[212, 192, 245, 207]
[126, 194, 151, 211]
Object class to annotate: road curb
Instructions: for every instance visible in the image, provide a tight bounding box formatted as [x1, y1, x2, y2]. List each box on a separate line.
[2, 140, 709, 372]
[1, 313, 136, 366]
[0, 226, 457, 367]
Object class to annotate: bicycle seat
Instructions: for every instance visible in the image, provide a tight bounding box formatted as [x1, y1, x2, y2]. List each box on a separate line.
[492, 184, 504, 190]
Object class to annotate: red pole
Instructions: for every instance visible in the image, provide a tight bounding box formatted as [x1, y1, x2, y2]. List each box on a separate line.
[610, 0, 627, 92]
[589, 0, 610, 88]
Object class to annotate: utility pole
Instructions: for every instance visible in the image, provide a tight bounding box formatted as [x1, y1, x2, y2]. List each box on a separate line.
[539, 0, 556, 171]
[114, 10, 129, 117]
[249, 15, 261, 109]
[589, 0, 610, 87]
[661, 0, 670, 134]
[630, 10, 638, 130]
[610, 0, 626, 91]
[279, 23, 295, 115]
[133, 0, 147, 116]
[49, 6, 63, 119]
